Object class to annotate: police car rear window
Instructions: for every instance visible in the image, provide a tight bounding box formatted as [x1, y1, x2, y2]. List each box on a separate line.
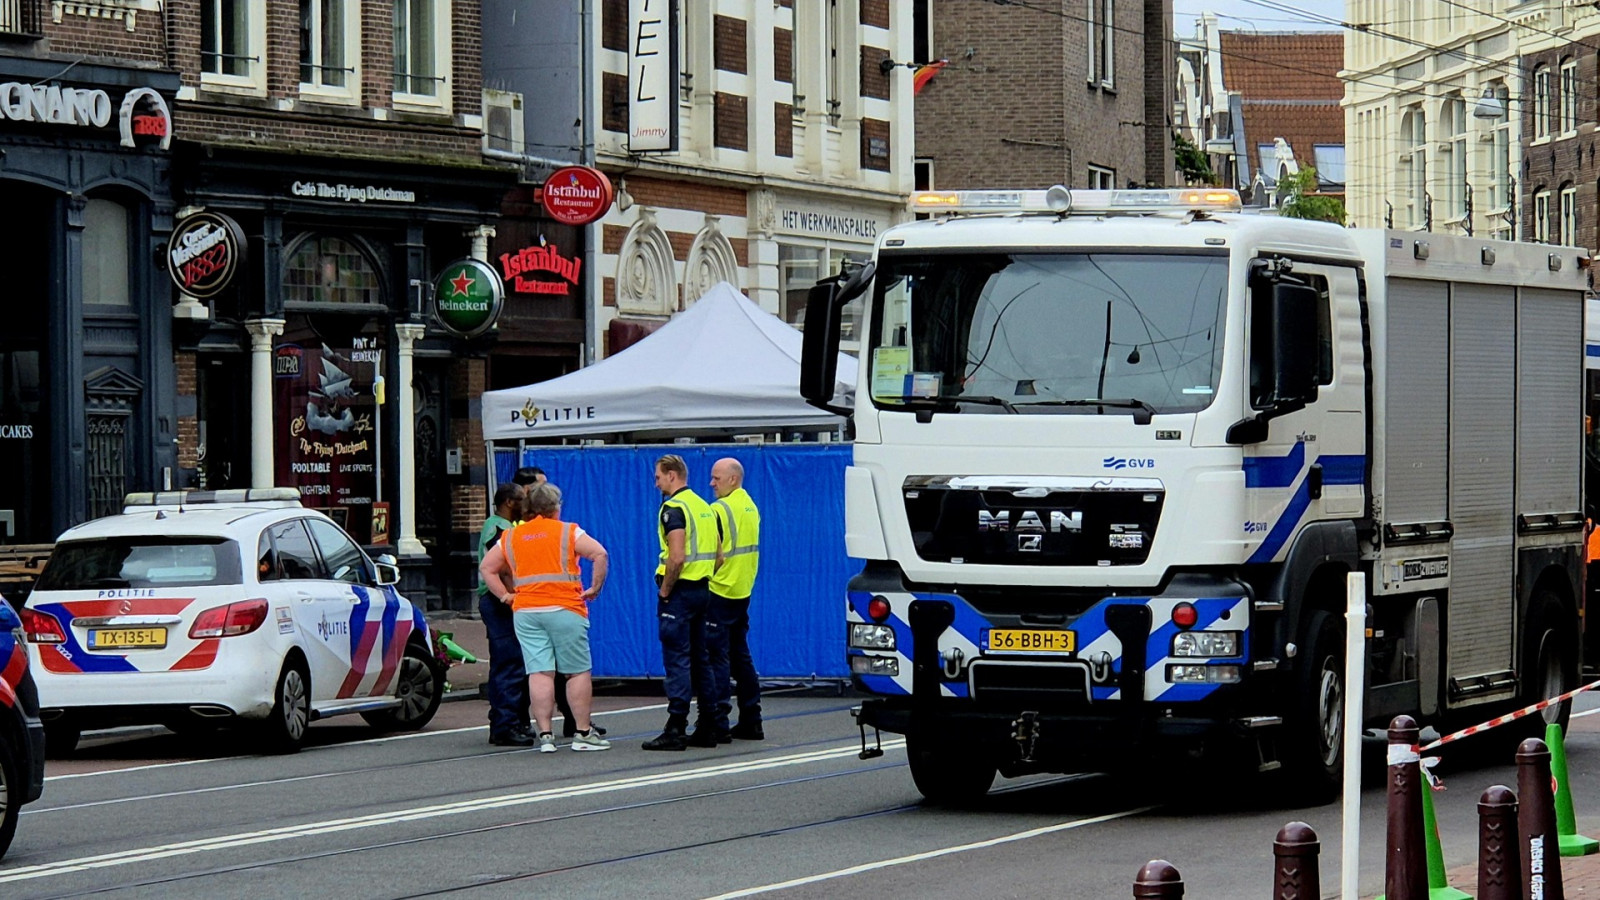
[36, 538, 243, 590]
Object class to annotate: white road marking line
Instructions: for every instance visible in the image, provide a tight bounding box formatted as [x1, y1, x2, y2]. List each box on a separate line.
[44, 701, 674, 782]
[1572, 706, 1600, 719]
[0, 739, 907, 884]
[700, 805, 1154, 899]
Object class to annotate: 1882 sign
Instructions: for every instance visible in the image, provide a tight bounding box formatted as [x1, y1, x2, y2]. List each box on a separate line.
[167, 211, 246, 298]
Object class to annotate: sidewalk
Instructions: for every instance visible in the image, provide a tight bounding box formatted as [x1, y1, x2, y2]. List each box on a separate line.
[1435, 850, 1600, 895]
[425, 611, 491, 701]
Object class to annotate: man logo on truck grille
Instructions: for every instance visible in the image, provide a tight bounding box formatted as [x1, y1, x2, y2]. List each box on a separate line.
[978, 509, 1083, 533]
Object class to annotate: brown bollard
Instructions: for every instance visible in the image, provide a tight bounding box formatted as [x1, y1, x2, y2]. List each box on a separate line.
[1478, 785, 1522, 900]
[1133, 859, 1183, 899]
[1273, 821, 1320, 900]
[1386, 715, 1429, 900]
[1517, 738, 1565, 900]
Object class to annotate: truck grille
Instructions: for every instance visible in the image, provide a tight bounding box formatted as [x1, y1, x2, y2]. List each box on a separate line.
[903, 476, 1163, 566]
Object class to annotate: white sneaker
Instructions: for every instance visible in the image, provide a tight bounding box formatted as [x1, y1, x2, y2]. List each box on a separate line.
[571, 729, 611, 751]
[537, 732, 557, 753]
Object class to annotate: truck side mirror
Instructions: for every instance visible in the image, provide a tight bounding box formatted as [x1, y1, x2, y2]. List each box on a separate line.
[799, 262, 875, 414]
[1271, 281, 1320, 405]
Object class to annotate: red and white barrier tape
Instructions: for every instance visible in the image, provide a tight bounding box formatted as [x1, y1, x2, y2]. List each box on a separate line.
[1416, 676, 1600, 753]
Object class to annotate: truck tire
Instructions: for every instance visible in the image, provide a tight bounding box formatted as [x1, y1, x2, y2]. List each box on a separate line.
[360, 644, 442, 732]
[1518, 589, 1577, 737]
[259, 659, 311, 753]
[0, 734, 18, 861]
[906, 730, 996, 806]
[1280, 610, 1343, 806]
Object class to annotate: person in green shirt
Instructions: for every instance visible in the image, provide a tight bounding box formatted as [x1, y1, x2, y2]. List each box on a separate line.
[478, 482, 532, 745]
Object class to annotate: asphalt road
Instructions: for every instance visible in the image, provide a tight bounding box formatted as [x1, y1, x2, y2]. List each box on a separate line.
[5, 690, 1600, 899]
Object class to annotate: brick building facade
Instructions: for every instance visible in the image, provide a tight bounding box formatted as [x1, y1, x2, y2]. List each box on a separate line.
[912, 0, 1175, 192]
[1519, 42, 1599, 251]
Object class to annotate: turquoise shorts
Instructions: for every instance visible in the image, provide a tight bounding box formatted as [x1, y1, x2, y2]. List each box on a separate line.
[513, 608, 592, 674]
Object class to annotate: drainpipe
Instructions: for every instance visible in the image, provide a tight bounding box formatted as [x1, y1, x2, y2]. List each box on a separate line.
[581, 0, 597, 367]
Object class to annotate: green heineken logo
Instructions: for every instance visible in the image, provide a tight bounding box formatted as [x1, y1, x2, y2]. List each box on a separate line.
[433, 258, 504, 339]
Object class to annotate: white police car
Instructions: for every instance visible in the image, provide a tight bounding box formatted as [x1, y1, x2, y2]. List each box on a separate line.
[19, 489, 442, 754]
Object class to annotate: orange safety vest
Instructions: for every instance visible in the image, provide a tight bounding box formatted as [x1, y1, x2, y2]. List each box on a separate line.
[501, 516, 587, 616]
[1588, 519, 1600, 564]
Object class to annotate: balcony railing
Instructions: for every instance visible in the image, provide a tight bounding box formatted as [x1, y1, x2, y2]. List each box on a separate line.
[0, 0, 43, 39]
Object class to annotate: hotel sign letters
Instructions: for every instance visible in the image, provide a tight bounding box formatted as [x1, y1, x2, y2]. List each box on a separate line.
[628, 0, 678, 152]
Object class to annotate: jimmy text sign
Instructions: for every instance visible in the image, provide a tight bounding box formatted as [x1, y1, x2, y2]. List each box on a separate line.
[541, 166, 614, 226]
[432, 258, 505, 339]
[628, 0, 678, 152]
[167, 212, 246, 299]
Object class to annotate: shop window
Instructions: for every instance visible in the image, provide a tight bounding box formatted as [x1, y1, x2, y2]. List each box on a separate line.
[285, 236, 382, 306]
[82, 199, 131, 307]
[202, 0, 260, 84]
[394, 0, 450, 103]
[300, 0, 356, 94]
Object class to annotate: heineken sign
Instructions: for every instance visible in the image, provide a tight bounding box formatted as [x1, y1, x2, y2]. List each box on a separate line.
[432, 258, 504, 339]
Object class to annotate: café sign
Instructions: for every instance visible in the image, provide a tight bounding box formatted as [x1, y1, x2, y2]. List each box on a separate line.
[167, 212, 246, 299]
[433, 258, 505, 339]
[0, 83, 172, 150]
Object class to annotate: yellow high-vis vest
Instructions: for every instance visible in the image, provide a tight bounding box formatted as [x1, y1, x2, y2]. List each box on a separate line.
[710, 488, 760, 600]
[657, 488, 719, 581]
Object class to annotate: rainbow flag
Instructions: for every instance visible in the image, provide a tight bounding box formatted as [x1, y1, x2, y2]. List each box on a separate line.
[913, 60, 949, 95]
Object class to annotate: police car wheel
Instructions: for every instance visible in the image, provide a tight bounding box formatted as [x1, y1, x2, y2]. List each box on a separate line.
[1281, 609, 1343, 805]
[261, 659, 311, 753]
[0, 734, 18, 861]
[361, 643, 442, 732]
[906, 731, 996, 806]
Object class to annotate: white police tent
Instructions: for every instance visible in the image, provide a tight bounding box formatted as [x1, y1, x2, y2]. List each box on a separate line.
[480, 282, 855, 441]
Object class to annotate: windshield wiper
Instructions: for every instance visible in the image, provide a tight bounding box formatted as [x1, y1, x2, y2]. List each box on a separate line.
[947, 395, 1019, 413]
[897, 394, 1018, 421]
[1021, 397, 1157, 424]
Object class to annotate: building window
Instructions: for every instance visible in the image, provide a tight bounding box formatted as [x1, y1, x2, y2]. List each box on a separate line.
[1313, 144, 1345, 189]
[1087, 164, 1115, 189]
[826, 0, 847, 125]
[1560, 183, 1576, 246]
[1087, 0, 1113, 86]
[82, 199, 131, 308]
[780, 241, 870, 353]
[913, 0, 931, 63]
[1534, 188, 1551, 242]
[202, 0, 253, 78]
[1442, 95, 1466, 220]
[300, 0, 353, 91]
[285, 236, 383, 305]
[1400, 105, 1426, 228]
[394, 0, 448, 101]
[1535, 65, 1551, 139]
[1560, 57, 1578, 134]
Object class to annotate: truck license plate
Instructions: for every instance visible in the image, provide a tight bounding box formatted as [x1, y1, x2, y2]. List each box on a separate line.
[982, 628, 1076, 655]
[88, 627, 168, 650]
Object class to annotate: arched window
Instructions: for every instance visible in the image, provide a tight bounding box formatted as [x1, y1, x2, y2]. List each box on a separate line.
[683, 217, 738, 304]
[1441, 95, 1467, 221]
[616, 209, 676, 315]
[1534, 64, 1552, 138]
[284, 235, 382, 305]
[1399, 105, 1427, 228]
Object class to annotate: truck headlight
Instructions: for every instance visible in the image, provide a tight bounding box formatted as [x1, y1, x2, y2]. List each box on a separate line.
[851, 655, 900, 676]
[1171, 631, 1241, 658]
[1166, 664, 1242, 684]
[850, 623, 897, 650]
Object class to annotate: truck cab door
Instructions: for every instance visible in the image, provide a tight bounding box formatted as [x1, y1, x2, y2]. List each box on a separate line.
[1240, 259, 1366, 564]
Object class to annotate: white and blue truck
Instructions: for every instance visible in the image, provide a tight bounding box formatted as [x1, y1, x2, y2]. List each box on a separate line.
[800, 187, 1589, 804]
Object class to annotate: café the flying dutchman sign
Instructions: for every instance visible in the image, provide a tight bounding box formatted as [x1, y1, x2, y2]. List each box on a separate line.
[167, 212, 246, 299]
[433, 258, 505, 339]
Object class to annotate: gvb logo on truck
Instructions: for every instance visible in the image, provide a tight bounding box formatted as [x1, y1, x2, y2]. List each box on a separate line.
[1103, 457, 1155, 469]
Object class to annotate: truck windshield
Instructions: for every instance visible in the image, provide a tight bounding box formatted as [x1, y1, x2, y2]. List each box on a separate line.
[868, 251, 1229, 416]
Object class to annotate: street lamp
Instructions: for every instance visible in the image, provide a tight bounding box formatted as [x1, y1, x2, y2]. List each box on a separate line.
[1473, 85, 1507, 121]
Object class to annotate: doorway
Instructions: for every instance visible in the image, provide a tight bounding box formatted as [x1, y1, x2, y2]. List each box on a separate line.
[0, 182, 56, 543]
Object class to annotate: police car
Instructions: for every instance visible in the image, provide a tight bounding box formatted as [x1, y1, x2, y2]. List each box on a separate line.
[19, 489, 442, 754]
[1, 597, 45, 860]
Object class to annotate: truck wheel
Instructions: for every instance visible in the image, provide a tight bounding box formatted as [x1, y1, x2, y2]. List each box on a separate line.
[361, 644, 442, 732]
[906, 730, 996, 806]
[1281, 610, 1343, 806]
[0, 734, 18, 861]
[1519, 590, 1577, 737]
[259, 659, 311, 753]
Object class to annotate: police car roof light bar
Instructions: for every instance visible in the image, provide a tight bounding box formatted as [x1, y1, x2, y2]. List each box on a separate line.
[123, 487, 304, 510]
[908, 186, 1242, 216]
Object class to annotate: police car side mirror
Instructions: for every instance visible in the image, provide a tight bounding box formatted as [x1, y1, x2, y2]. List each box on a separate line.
[374, 562, 401, 586]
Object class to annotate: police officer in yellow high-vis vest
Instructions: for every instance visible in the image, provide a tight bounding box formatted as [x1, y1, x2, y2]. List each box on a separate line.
[642, 454, 729, 751]
[710, 457, 763, 740]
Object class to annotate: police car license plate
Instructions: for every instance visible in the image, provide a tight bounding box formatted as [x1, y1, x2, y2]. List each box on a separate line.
[89, 627, 167, 650]
[982, 628, 1075, 655]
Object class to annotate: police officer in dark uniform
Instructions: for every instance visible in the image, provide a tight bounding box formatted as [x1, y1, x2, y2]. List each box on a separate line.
[642, 454, 727, 750]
